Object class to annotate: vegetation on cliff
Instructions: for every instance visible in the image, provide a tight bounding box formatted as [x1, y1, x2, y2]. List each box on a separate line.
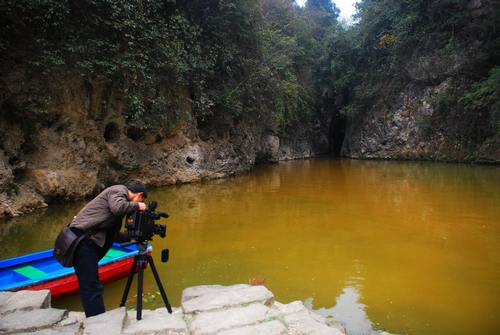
[0, 0, 337, 137]
[2, 0, 499, 157]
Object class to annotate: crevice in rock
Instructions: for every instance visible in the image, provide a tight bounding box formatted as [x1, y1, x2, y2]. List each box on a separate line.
[104, 123, 121, 143]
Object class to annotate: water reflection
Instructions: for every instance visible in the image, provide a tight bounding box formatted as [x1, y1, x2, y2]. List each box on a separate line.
[0, 202, 85, 258]
[312, 287, 377, 335]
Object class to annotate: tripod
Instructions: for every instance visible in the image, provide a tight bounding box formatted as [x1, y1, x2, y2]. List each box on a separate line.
[120, 241, 172, 320]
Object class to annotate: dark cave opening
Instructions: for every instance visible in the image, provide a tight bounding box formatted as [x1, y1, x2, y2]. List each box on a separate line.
[329, 112, 346, 156]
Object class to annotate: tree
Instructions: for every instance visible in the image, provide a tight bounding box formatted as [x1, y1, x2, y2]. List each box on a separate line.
[306, 0, 339, 14]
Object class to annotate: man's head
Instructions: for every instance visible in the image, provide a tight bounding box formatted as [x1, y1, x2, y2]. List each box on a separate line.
[128, 183, 147, 202]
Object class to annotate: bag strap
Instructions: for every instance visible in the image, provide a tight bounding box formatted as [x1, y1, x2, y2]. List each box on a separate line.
[66, 222, 97, 239]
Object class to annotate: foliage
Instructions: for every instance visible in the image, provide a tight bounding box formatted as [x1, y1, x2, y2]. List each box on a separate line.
[188, 0, 322, 134]
[323, 25, 359, 104]
[346, 0, 497, 105]
[0, 0, 331, 135]
[305, 0, 339, 16]
[379, 33, 397, 47]
[339, 104, 359, 118]
[460, 66, 500, 137]
[461, 67, 500, 112]
[0, 0, 199, 130]
[6, 186, 21, 197]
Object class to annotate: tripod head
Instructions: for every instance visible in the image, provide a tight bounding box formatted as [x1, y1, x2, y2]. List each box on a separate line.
[121, 240, 169, 262]
[134, 240, 150, 254]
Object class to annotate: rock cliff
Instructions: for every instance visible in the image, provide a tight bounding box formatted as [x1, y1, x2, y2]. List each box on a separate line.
[341, 1, 500, 164]
[342, 57, 500, 163]
[0, 78, 331, 218]
[2, 0, 499, 220]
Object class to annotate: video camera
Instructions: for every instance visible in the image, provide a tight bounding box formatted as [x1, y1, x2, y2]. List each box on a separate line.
[124, 201, 168, 241]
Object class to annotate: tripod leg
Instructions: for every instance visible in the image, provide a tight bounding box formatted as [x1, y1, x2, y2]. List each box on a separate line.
[120, 256, 138, 307]
[147, 255, 172, 314]
[136, 260, 145, 320]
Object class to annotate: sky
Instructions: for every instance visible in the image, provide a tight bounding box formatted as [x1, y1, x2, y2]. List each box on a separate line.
[296, 0, 357, 21]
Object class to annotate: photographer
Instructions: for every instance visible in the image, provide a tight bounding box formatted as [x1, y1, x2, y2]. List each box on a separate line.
[68, 183, 147, 317]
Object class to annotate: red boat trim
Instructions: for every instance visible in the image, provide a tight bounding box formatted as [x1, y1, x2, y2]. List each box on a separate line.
[33, 258, 140, 300]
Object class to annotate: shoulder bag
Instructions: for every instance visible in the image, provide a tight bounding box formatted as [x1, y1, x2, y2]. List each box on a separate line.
[53, 224, 90, 267]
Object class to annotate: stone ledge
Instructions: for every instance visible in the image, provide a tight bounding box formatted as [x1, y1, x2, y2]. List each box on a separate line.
[0, 285, 348, 335]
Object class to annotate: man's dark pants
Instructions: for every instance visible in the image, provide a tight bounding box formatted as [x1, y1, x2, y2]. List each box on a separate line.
[73, 238, 105, 317]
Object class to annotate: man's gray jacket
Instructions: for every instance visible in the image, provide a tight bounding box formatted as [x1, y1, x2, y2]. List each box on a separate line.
[69, 185, 139, 248]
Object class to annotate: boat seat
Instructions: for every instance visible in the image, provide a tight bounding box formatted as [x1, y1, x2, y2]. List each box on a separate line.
[102, 249, 128, 260]
[13, 265, 47, 280]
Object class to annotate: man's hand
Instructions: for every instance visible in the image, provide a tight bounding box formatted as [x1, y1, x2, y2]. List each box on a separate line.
[137, 202, 147, 211]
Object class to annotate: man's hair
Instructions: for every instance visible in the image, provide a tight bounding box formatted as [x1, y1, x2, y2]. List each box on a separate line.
[128, 183, 148, 199]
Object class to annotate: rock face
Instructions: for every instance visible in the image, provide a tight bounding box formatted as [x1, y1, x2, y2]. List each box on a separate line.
[342, 51, 500, 163]
[341, 1, 500, 164]
[344, 91, 500, 164]
[342, 82, 447, 160]
[0, 79, 331, 218]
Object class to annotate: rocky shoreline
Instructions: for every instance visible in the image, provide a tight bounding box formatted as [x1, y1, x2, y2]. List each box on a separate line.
[0, 284, 348, 335]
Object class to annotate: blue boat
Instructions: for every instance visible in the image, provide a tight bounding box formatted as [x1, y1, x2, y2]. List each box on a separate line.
[0, 243, 151, 300]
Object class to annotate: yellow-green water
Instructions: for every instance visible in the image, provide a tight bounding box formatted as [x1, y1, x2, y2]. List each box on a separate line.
[1, 157, 499, 334]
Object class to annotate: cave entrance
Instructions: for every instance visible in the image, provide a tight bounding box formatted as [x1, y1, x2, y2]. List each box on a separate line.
[329, 112, 346, 156]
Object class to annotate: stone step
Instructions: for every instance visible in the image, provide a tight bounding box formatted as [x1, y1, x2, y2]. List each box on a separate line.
[0, 285, 349, 335]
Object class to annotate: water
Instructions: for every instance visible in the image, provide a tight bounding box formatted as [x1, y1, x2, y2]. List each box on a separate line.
[1, 157, 499, 334]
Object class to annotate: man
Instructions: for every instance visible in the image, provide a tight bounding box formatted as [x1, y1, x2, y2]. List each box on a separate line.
[69, 183, 148, 317]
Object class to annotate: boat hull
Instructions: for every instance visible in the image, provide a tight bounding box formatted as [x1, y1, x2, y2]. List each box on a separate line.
[0, 243, 150, 301]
